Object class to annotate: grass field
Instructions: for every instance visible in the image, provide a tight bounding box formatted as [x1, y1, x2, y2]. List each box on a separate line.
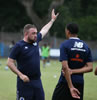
[0, 58, 97, 100]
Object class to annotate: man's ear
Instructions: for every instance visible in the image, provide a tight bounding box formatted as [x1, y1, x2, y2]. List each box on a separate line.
[66, 30, 70, 36]
[24, 32, 28, 36]
[67, 30, 71, 34]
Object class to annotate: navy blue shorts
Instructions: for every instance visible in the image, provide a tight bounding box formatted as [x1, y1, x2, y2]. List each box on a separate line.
[17, 79, 45, 100]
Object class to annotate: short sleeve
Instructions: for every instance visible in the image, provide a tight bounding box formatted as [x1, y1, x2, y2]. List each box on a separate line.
[37, 32, 42, 43]
[60, 43, 68, 62]
[9, 43, 21, 60]
[86, 48, 93, 62]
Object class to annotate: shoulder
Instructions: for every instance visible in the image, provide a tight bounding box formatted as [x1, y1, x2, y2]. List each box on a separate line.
[80, 40, 90, 49]
[60, 40, 70, 48]
[78, 40, 92, 53]
[17, 40, 27, 46]
[13, 40, 24, 49]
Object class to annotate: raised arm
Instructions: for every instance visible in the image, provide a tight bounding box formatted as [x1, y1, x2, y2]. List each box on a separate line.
[7, 58, 30, 82]
[62, 61, 80, 99]
[40, 9, 59, 38]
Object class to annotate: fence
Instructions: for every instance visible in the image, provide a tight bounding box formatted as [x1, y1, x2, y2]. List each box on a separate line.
[0, 32, 97, 60]
[0, 42, 97, 61]
[0, 42, 10, 57]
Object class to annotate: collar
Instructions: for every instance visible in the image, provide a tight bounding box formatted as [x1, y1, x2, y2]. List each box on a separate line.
[69, 37, 80, 40]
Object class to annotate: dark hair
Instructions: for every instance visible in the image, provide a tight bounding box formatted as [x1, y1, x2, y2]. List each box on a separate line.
[23, 24, 36, 34]
[66, 23, 79, 34]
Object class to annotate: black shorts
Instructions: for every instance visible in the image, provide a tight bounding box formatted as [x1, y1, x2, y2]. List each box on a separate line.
[52, 82, 84, 100]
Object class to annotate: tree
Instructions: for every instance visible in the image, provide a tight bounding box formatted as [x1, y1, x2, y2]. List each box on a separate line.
[1, 0, 97, 40]
[19, 0, 64, 30]
[0, 0, 31, 32]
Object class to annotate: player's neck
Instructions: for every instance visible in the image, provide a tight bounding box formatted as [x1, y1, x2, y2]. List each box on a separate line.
[69, 34, 78, 38]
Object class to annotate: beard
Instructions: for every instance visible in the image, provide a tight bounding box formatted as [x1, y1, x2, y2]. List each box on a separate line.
[27, 37, 36, 43]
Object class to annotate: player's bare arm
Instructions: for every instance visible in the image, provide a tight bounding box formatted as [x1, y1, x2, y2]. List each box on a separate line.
[7, 58, 30, 82]
[62, 61, 80, 99]
[40, 9, 59, 38]
[71, 62, 93, 74]
[62, 62, 93, 75]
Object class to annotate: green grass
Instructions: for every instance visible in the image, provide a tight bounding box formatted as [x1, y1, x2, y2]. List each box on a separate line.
[0, 58, 97, 100]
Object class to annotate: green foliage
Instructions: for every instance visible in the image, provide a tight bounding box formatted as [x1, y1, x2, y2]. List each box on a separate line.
[65, 0, 82, 18]
[50, 6, 72, 38]
[81, 0, 97, 16]
[0, 0, 97, 40]
[0, 0, 32, 32]
[50, 0, 97, 40]
[33, 0, 52, 18]
[77, 16, 97, 40]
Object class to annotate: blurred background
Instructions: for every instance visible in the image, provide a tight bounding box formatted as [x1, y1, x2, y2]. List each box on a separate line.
[0, 0, 97, 100]
[0, 0, 97, 59]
